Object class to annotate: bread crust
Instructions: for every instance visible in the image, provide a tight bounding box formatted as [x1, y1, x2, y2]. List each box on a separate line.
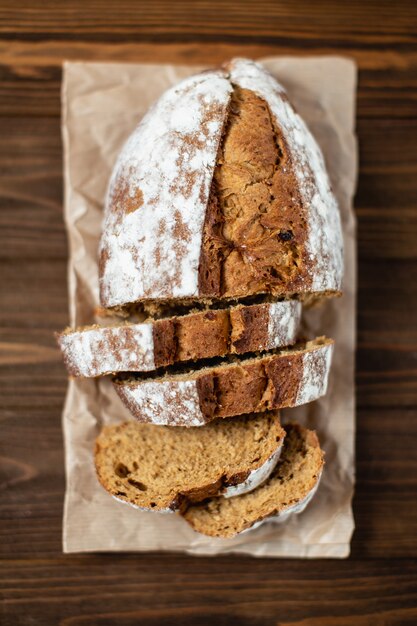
[57, 300, 301, 378]
[99, 59, 343, 308]
[113, 338, 334, 426]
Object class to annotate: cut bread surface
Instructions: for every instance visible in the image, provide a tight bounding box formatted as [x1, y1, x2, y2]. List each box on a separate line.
[182, 422, 324, 537]
[99, 58, 343, 309]
[95, 412, 285, 511]
[113, 337, 334, 426]
[56, 300, 301, 378]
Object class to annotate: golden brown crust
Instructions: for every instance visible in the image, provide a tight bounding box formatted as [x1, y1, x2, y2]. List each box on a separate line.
[229, 304, 269, 354]
[152, 303, 298, 371]
[152, 318, 176, 368]
[210, 351, 305, 419]
[175, 309, 230, 362]
[199, 86, 310, 299]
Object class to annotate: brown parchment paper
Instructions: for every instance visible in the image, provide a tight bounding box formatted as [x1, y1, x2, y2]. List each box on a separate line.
[61, 57, 357, 557]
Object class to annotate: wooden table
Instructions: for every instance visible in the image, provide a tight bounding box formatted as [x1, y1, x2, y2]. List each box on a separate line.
[1, 2, 417, 624]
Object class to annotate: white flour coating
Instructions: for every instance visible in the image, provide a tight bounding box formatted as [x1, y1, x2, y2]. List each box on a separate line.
[295, 342, 334, 406]
[223, 440, 284, 498]
[118, 379, 205, 426]
[100, 71, 233, 307]
[112, 495, 173, 514]
[265, 300, 301, 350]
[228, 59, 343, 293]
[238, 471, 323, 535]
[59, 323, 155, 377]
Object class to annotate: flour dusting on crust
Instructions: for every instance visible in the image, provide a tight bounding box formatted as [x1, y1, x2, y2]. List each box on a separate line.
[99, 72, 233, 307]
[295, 342, 334, 406]
[115, 379, 205, 426]
[58, 300, 301, 378]
[266, 300, 301, 350]
[59, 324, 155, 377]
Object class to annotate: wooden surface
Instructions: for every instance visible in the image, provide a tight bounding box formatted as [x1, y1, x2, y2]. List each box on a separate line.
[1, 1, 417, 624]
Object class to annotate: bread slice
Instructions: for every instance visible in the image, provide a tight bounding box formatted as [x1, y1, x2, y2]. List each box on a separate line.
[113, 337, 334, 427]
[182, 422, 324, 537]
[95, 412, 285, 512]
[99, 58, 342, 309]
[56, 300, 301, 378]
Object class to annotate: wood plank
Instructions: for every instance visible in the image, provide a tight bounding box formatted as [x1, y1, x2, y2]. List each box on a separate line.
[353, 408, 417, 556]
[0, 117, 65, 259]
[0, 43, 416, 118]
[357, 259, 417, 347]
[0, 556, 416, 625]
[356, 258, 417, 407]
[0, 0, 416, 42]
[0, 259, 68, 328]
[2, 40, 417, 69]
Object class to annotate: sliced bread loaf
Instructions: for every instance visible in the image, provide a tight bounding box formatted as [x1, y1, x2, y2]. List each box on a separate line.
[182, 422, 324, 537]
[57, 300, 301, 377]
[113, 337, 333, 426]
[99, 58, 343, 309]
[95, 412, 285, 512]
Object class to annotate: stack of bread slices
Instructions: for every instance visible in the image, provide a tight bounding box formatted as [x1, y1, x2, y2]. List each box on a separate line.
[57, 58, 343, 538]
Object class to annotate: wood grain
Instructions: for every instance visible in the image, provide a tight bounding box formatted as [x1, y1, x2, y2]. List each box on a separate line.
[1, 558, 417, 625]
[0, 0, 415, 43]
[1, 1, 417, 624]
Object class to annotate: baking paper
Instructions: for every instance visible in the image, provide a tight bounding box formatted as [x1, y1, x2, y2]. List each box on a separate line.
[61, 57, 357, 557]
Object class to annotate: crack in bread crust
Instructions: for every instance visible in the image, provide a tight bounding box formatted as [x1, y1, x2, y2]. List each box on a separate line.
[199, 85, 309, 299]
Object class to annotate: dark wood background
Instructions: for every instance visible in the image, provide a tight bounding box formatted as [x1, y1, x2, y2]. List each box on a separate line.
[1, 1, 417, 624]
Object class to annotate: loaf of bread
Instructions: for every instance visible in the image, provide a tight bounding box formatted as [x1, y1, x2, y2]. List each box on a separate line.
[95, 412, 285, 512]
[57, 300, 301, 377]
[59, 58, 342, 540]
[113, 337, 333, 426]
[182, 423, 324, 537]
[99, 58, 343, 309]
